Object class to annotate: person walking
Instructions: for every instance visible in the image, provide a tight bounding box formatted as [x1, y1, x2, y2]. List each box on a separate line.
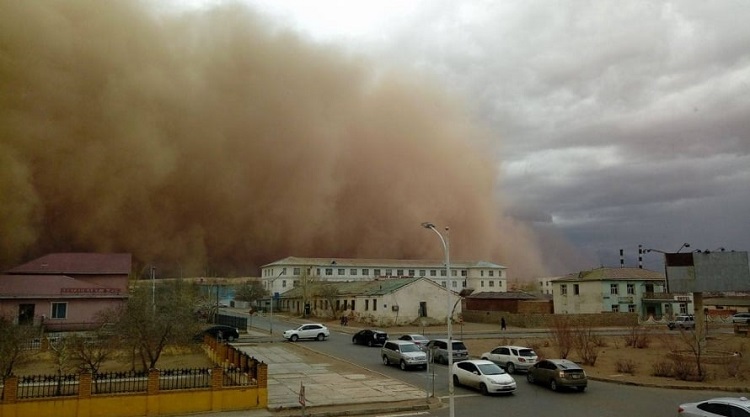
[500, 317, 507, 331]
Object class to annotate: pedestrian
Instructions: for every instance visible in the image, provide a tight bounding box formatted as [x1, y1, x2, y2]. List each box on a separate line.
[501, 317, 507, 331]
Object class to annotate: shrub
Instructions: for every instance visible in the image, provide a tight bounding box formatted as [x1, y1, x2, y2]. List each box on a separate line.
[615, 358, 637, 375]
[651, 360, 674, 377]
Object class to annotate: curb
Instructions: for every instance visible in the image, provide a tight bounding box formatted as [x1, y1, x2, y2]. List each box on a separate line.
[270, 398, 441, 417]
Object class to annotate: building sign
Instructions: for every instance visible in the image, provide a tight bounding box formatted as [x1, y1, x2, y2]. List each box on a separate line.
[61, 287, 121, 294]
[674, 295, 691, 302]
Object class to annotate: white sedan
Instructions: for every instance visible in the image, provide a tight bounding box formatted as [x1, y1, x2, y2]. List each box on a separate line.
[451, 359, 516, 395]
[282, 323, 330, 342]
[678, 397, 750, 416]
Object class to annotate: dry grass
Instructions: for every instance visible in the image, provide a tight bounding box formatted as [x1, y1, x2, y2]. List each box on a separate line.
[463, 331, 750, 391]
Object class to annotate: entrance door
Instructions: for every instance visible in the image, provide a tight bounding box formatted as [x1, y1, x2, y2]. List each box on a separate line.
[419, 302, 427, 317]
[18, 304, 35, 325]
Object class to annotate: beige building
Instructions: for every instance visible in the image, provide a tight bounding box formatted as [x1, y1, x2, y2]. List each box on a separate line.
[551, 267, 673, 318]
[276, 277, 461, 326]
[260, 256, 507, 298]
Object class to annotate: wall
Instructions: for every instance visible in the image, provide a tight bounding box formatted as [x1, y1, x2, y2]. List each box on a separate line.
[463, 310, 639, 328]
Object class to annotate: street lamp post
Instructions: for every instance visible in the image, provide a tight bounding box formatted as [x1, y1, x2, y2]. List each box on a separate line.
[150, 266, 156, 315]
[422, 222, 454, 417]
[269, 270, 284, 335]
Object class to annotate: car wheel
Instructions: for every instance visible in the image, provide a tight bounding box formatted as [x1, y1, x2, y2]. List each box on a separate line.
[479, 383, 489, 396]
[368, 340, 374, 347]
[382, 355, 390, 366]
[400, 360, 407, 371]
[290, 334, 299, 342]
[453, 375, 461, 387]
[577, 386, 586, 392]
[227, 335, 236, 342]
[316, 333, 325, 341]
[507, 363, 516, 374]
[527, 373, 535, 384]
[352, 337, 357, 344]
[550, 380, 558, 391]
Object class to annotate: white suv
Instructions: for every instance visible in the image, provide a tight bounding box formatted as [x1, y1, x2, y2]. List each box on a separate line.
[481, 345, 538, 373]
[283, 323, 330, 342]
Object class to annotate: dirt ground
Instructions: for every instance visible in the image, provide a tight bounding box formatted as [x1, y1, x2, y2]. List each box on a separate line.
[14, 325, 750, 393]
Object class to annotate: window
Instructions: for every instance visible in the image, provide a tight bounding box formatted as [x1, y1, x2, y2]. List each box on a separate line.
[441, 282, 446, 287]
[51, 302, 67, 319]
[452, 281, 457, 288]
[561, 284, 567, 295]
[396, 269, 403, 276]
[430, 270, 437, 277]
[440, 270, 446, 277]
[462, 280, 467, 288]
[385, 269, 392, 276]
[408, 269, 415, 276]
[293, 267, 300, 275]
[498, 281, 503, 287]
[325, 268, 333, 276]
[451, 270, 457, 276]
[282, 280, 287, 288]
[481, 281, 485, 287]
[350, 269, 357, 275]
[362, 268, 369, 275]
[373, 269, 381, 276]
[316, 268, 321, 275]
[365, 299, 369, 311]
[481, 271, 485, 277]
[610, 284, 619, 295]
[627, 284, 635, 295]
[351, 300, 355, 310]
[574, 284, 580, 295]
[489, 271, 494, 277]
[338, 268, 345, 276]
[611, 305, 620, 312]
[679, 303, 688, 314]
[461, 270, 467, 276]
[628, 304, 636, 313]
[489, 281, 495, 287]
[419, 270, 426, 277]
[282, 267, 287, 275]
[373, 299, 377, 311]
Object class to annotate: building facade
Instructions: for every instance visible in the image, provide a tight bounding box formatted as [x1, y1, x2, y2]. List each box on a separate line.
[0, 253, 131, 331]
[551, 267, 688, 319]
[275, 277, 460, 326]
[260, 257, 507, 297]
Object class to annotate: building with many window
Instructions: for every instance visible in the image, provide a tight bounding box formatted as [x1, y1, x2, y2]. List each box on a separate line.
[260, 257, 507, 297]
[551, 267, 689, 319]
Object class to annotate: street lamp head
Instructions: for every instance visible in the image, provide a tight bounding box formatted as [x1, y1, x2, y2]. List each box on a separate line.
[421, 222, 436, 229]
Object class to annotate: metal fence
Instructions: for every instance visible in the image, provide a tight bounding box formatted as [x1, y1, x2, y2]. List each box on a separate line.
[17, 374, 79, 399]
[216, 314, 247, 331]
[222, 367, 251, 387]
[93, 370, 149, 394]
[159, 368, 212, 391]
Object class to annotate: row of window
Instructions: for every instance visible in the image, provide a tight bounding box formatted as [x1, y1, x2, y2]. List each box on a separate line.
[273, 278, 503, 289]
[559, 283, 637, 296]
[265, 267, 500, 278]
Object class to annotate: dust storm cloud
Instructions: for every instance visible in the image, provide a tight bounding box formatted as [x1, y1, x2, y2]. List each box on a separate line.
[0, 1, 561, 279]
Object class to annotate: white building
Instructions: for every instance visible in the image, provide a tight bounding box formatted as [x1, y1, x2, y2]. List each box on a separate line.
[276, 277, 461, 326]
[260, 256, 507, 296]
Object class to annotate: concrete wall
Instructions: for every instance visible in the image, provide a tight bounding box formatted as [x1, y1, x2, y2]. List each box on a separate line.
[463, 310, 639, 328]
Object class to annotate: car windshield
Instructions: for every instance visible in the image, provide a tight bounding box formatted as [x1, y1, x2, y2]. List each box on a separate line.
[400, 344, 421, 353]
[412, 335, 429, 342]
[519, 349, 536, 357]
[477, 363, 505, 375]
[453, 342, 467, 350]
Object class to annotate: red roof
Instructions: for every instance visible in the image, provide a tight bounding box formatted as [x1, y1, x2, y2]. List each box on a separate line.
[6, 253, 132, 275]
[0, 274, 125, 298]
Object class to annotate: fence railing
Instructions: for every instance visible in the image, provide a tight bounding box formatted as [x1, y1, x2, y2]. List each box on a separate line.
[159, 368, 211, 391]
[17, 374, 80, 399]
[93, 370, 149, 394]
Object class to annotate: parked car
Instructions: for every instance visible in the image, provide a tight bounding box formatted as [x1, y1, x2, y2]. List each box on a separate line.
[426, 339, 469, 364]
[526, 359, 587, 392]
[381, 340, 428, 370]
[678, 396, 750, 416]
[283, 323, 330, 342]
[196, 325, 240, 342]
[731, 313, 750, 324]
[398, 334, 430, 351]
[451, 359, 516, 395]
[352, 329, 388, 347]
[481, 345, 538, 374]
[668, 315, 696, 330]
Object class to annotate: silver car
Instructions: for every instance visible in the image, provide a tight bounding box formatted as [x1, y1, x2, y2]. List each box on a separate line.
[678, 396, 750, 416]
[481, 345, 538, 373]
[452, 359, 516, 395]
[381, 340, 428, 370]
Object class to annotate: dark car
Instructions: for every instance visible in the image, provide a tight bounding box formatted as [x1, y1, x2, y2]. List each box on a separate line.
[352, 329, 388, 347]
[196, 325, 240, 342]
[526, 359, 587, 392]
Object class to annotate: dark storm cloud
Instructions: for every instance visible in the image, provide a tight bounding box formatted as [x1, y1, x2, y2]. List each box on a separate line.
[0, 1, 566, 279]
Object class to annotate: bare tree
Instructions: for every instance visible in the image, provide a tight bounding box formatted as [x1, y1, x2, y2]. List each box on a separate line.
[0, 315, 38, 379]
[674, 326, 708, 381]
[549, 315, 574, 359]
[234, 280, 269, 304]
[68, 323, 120, 374]
[572, 322, 601, 366]
[113, 280, 203, 370]
[318, 284, 340, 319]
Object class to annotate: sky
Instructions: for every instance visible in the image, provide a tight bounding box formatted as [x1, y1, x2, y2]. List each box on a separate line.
[237, 0, 750, 271]
[1, 1, 748, 280]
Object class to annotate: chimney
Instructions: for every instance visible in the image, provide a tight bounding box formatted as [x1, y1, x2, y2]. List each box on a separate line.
[620, 249, 624, 268]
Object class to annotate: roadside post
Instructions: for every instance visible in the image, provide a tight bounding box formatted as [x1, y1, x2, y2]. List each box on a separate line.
[299, 381, 306, 416]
